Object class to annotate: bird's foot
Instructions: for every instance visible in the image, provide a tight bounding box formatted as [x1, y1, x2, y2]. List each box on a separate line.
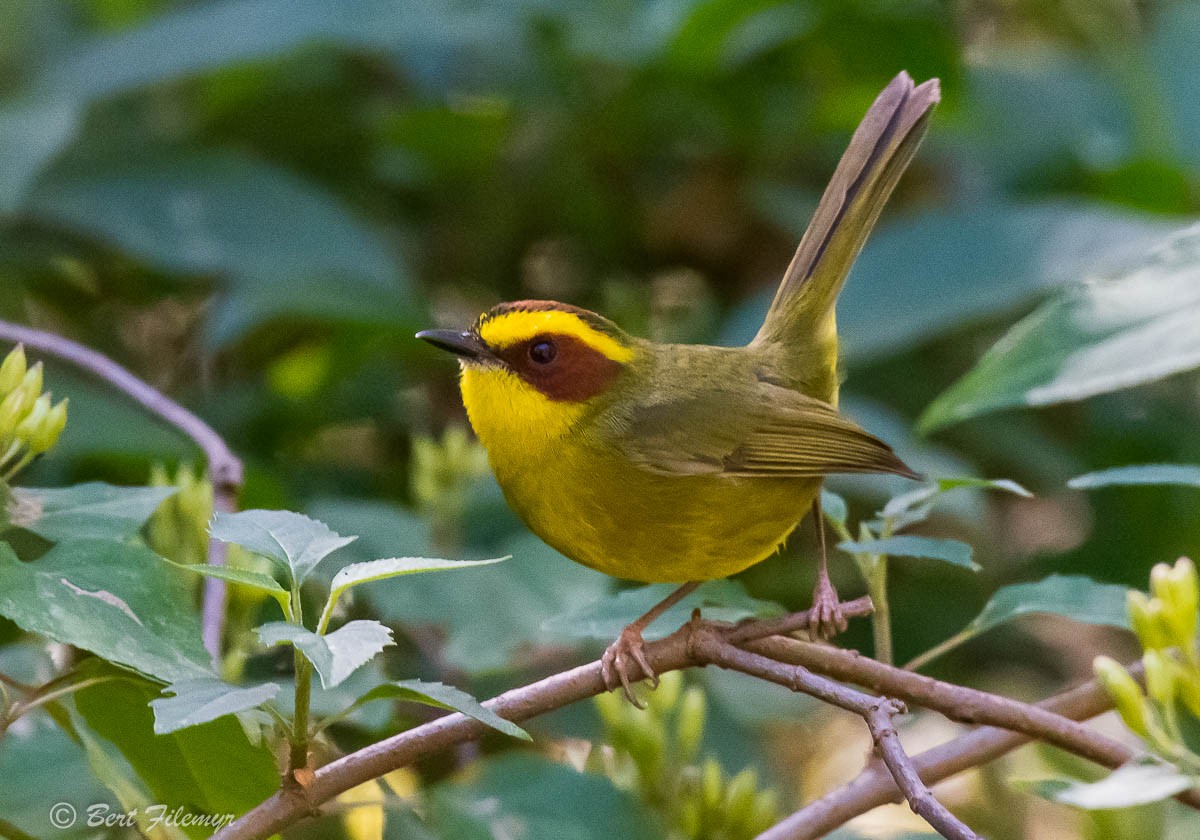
[601, 624, 658, 708]
[808, 578, 848, 640]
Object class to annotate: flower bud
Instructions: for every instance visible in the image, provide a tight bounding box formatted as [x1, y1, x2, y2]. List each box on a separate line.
[1094, 655, 1149, 736]
[1153, 558, 1199, 648]
[0, 388, 30, 439]
[749, 787, 781, 835]
[701, 757, 724, 814]
[19, 362, 42, 403]
[1143, 650, 1178, 707]
[648, 669, 681, 713]
[675, 686, 706, 764]
[723, 767, 759, 830]
[1178, 669, 1200, 720]
[14, 394, 50, 445]
[28, 398, 67, 454]
[0, 345, 26, 395]
[1128, 591, 1174, 650]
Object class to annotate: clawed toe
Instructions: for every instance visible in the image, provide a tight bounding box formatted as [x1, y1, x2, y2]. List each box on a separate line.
[809, 581, 849, 640]
[601, 625, 657, 707]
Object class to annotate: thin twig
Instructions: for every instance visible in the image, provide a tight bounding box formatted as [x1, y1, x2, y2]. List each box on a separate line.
[214, 604, 1162, 840]
[0, 320, 242, 660]
[762, 660, 1200, 840]
[691, 628, 976, 839]
[867, 702, 974, 840]
[749, 636, 1136, 769]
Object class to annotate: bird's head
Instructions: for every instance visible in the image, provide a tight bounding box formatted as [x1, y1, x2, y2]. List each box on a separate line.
[417, 300, 636, 451]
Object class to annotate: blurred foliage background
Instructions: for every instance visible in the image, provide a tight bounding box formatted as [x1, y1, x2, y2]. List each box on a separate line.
[2, 0, 1200, 837]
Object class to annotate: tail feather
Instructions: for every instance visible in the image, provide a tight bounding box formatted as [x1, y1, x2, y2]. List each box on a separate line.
[752, 72, 940, 351]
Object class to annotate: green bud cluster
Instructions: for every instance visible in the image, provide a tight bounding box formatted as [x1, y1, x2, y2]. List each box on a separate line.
[147, 463, 214, 566]
[1094, 558, 1200, 773]
[0, 345, 68, 482]
[410, 427, 489, 549]
[592, 672, 780, 840]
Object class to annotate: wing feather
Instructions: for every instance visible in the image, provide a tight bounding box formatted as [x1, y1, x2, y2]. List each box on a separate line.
[610, 381, 918, 480]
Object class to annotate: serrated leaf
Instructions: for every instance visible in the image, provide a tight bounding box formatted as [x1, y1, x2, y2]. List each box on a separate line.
[1068, 464, 1200, 490]
[838, 536, 979, 571]
[543, 580, 784, 643]
[4, 483, 177, 543]
[0, 540, 211, 683]
[258, 620, 393, 689]
[150, 678, 280, 734]
[166, 559, 290, 613]
[211, 509, 355, 585]
[1019, 760, 1196, 809]
[307, 499, 611, 672]
[352, 679, 529, 741]
[920, 223, 1200, 433]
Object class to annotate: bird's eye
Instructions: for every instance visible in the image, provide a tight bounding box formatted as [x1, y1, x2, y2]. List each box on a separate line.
[528, 339, 557, 365]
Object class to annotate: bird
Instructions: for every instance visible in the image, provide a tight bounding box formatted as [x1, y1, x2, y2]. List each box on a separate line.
[417, 71, 939, 701]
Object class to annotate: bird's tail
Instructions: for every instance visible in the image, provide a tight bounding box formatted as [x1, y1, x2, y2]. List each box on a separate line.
[751, 72, 940, 357]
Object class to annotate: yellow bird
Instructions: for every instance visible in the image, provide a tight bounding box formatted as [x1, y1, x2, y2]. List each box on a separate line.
[418, 72, 938, 699]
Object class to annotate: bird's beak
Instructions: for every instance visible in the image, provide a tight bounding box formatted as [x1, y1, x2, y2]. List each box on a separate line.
[416, 329, 494, 362]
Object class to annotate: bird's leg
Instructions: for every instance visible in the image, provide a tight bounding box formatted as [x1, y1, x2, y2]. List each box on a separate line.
[601, 581, 700, 707]
[808, 494, 848, 640]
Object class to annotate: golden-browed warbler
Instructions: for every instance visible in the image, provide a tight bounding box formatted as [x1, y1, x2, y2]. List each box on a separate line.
[419, 72, 938, 700]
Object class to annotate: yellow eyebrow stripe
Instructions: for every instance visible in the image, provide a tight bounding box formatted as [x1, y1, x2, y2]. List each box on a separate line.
[478, 310, 635, 363]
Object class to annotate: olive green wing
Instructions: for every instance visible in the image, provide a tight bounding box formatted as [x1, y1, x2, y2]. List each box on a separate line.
[608, 384, 917, 480]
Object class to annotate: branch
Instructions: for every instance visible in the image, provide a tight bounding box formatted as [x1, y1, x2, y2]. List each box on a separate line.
[214, 605, 1166, 840]
[691, 628, 976, 839]
[0, 320, 241, 660]
[764, 659, 1200, 840]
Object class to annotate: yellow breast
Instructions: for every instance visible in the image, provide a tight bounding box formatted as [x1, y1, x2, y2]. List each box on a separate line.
[460, 363, 815, 582]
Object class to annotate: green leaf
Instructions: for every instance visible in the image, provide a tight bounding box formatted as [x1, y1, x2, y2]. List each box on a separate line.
[920, 223, 1200, 433]
[258, 620, 393, 689]
[26, 149, 413, 345]
[72, 708, 191, 840]
[351, 679, 529, 741]
[323, 555, 508, 621]
[727, 201, 1176, 360]
[0, 540, 211, 683]
[75, 677, 278, 825]
[308, 498, 611, 672]
[820, 488, 848, 528]
[0, 724, 116, 836]
[543, 580, 785, 643]
[166, 559, 290, 613]
[970, 575, 1131, 634]
[0, 101, 78, 214]
[429, 753, 663, 840]
[1019, 760, 1196, 809]
[1068, 464, 1200, 490]
[32, 0, 521, 104]
[150, 678, 280, 735]
[211, 509, 355, 585]
[837, 536, 979, 571]
[908, 575, 1131, 670]
[4, 483, 177, 543]
[881, 476, 1032, 521]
